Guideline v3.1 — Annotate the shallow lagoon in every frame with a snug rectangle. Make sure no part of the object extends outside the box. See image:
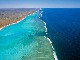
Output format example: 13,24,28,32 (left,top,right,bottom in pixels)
0,10,54,60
